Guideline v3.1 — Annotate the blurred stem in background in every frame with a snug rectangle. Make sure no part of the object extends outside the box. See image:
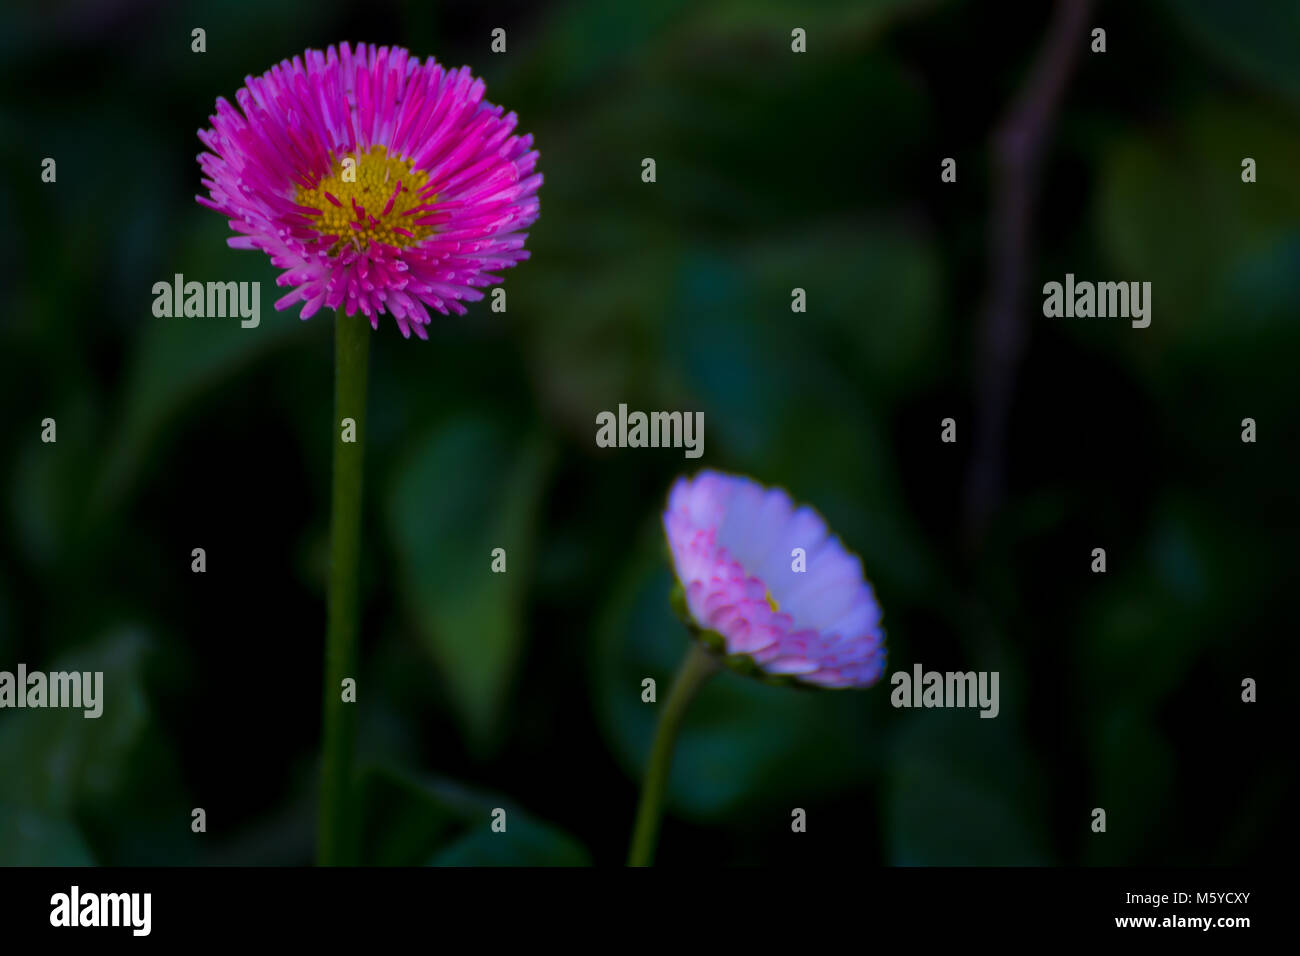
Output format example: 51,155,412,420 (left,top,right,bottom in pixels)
319,309,371,866
627,641,722,866
964,0,1092,548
